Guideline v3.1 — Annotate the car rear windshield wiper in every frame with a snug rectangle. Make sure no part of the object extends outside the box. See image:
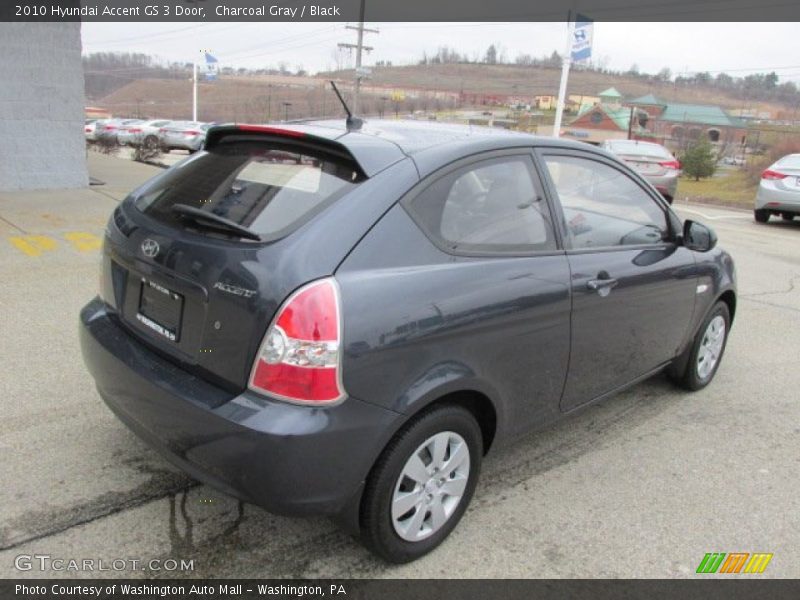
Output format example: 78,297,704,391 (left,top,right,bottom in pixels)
171,203,262,241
